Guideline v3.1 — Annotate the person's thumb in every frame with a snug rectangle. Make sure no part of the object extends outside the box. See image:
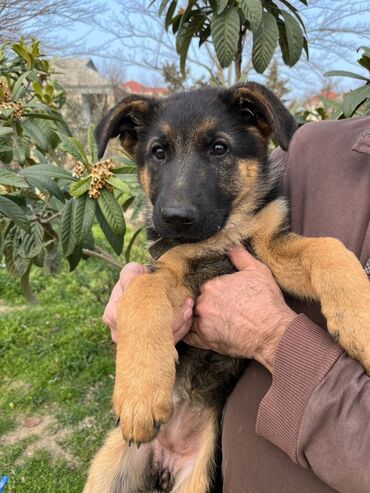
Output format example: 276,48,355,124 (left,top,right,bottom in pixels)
227,245,260,271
